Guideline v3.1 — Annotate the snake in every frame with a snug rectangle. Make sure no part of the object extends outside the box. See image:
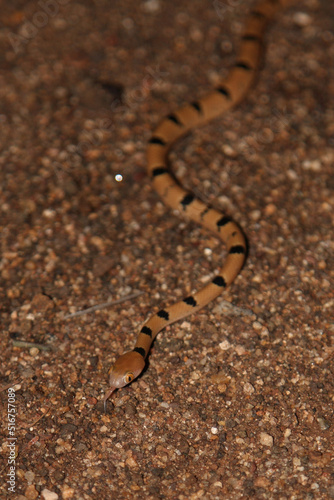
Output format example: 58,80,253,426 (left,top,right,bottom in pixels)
104,0,292,405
